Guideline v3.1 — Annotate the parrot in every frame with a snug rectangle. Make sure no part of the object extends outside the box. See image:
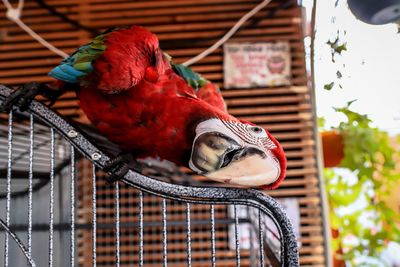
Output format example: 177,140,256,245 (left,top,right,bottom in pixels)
2,25,287,189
